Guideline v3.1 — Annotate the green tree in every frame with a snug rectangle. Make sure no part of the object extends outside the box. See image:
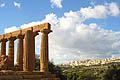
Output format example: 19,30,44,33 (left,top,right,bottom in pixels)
66,71,97,80
102,65,120,80
67,73,72,80
80,71,97,80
